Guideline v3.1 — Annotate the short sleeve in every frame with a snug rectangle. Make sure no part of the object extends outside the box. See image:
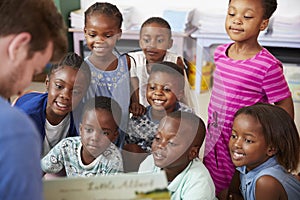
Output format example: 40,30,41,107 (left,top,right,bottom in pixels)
41,140,65,173
262,63,291,103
